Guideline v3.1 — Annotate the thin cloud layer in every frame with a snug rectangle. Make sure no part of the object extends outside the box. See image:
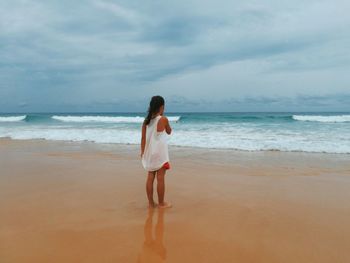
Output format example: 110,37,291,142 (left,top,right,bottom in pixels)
0,0,350,111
